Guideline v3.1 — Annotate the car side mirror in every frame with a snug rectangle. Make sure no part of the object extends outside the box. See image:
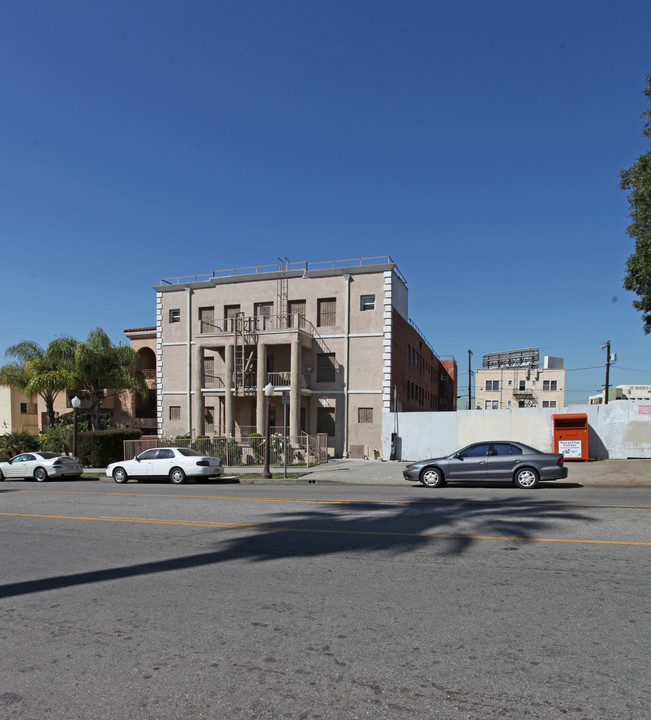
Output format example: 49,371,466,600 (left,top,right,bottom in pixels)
454,453,461,460
135,457,141,462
